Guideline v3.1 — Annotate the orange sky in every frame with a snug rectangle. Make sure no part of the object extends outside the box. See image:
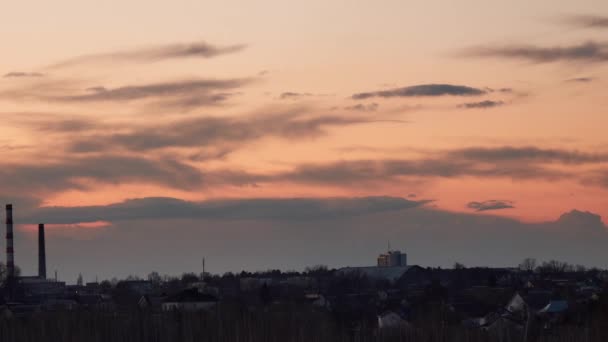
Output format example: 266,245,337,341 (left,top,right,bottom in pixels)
1,0,608,225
